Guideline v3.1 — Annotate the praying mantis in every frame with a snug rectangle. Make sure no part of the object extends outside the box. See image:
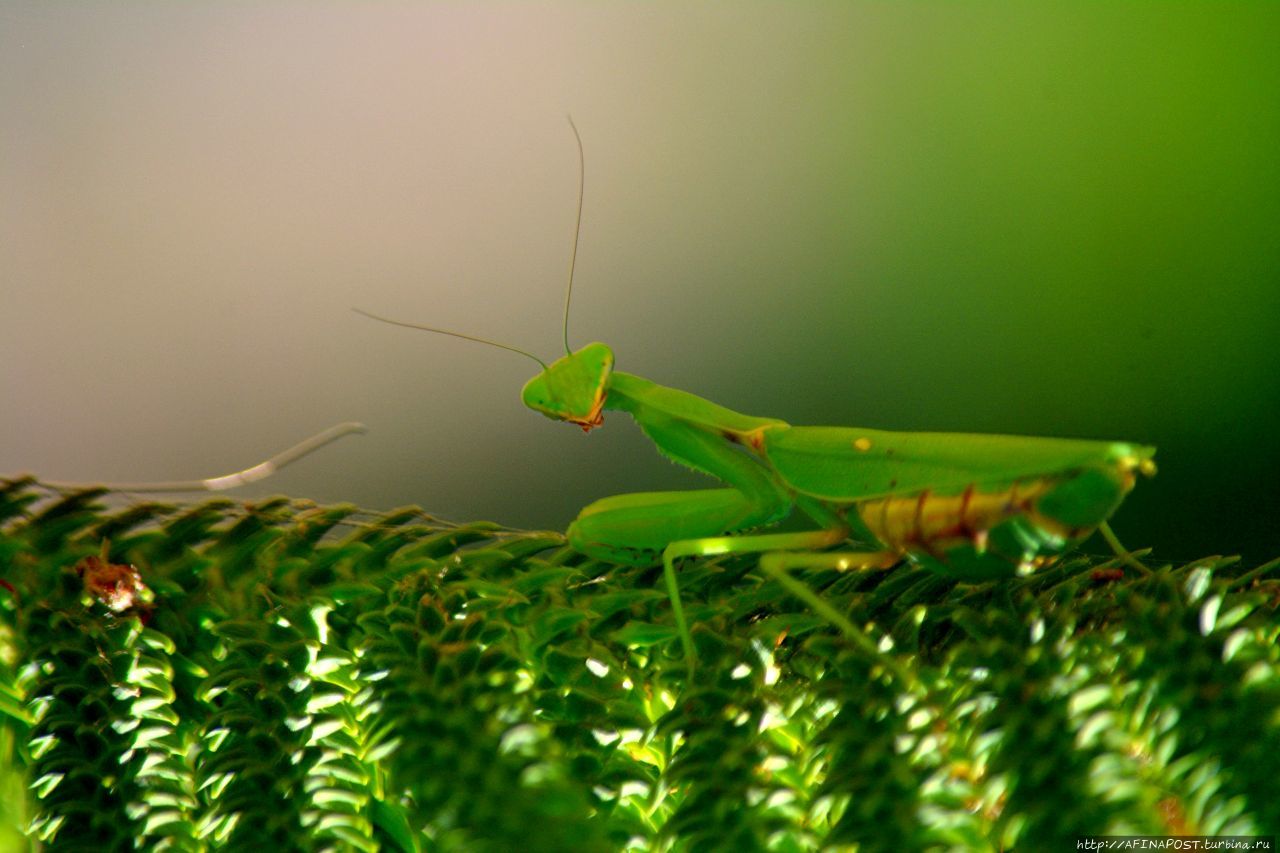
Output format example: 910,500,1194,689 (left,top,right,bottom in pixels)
355,120,1157,670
